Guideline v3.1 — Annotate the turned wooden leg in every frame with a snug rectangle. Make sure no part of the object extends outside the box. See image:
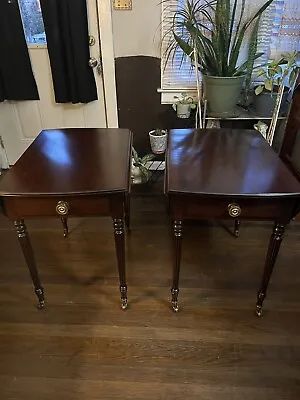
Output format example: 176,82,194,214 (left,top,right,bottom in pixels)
113,218,128,310
124,195,131,233
61,217,69,238
171,220,183,312
256,223,285,317
234,220,241,237
14,220,45,309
